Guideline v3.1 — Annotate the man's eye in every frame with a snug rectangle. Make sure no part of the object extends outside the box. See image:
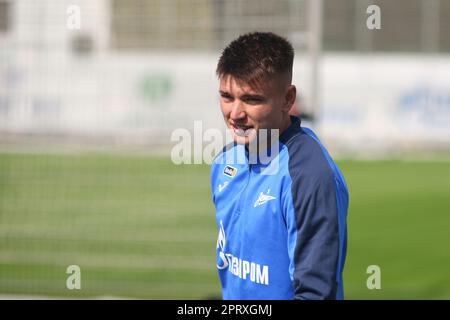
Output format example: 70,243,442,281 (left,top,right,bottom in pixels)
245,98,264,105
221,95,233,102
